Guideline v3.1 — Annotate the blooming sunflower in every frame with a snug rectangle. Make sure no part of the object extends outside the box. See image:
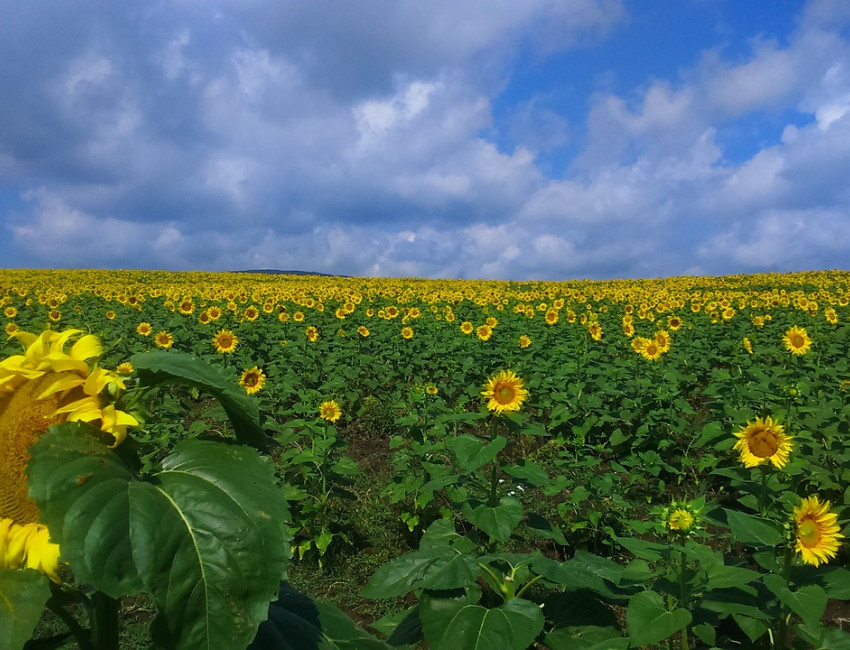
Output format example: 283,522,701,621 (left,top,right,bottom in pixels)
239,366,266,395
476,325,493,341
460,321,473,335
733,416,793,469
482,370,528,415
212,329,239,354
793,496,844,567
319,400,341,423
783,326,812,356
640,340,663,361
1,329,138,582
305,326,319,342
154,331,174,349
519,335,531,349
743,337,753,354
357,325,370,338
425,384,438,396
4,306,17,319
136,322,152,336
401,327,414,340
